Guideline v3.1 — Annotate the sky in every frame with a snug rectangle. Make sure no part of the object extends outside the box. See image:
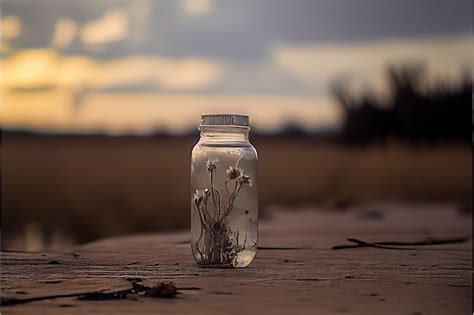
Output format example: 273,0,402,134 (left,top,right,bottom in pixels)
1,0,472,135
